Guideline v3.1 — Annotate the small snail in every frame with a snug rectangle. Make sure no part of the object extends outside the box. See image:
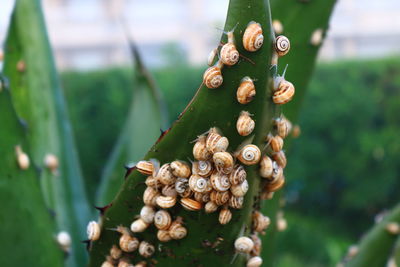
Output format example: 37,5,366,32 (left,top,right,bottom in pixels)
169,220,187,240
189,174,211,193
259,155,273,178
237,111,255,136
243,21,264,52
219,207,232,225
247,256,263,267
140,205,155,224
210,171,231,192
207,48,218,66
267,134,284,152
203,60,224,89
220,24,240,66
272,19,284,34
213,152,234,174
156,195,177,209
193,136,212,161
229,195,244,209
170,160,191,178
138,241,155,258
264,174,285,192
157,229,172,242
385,222,400,235
101,257,115,267
276,213,288,232
130,218,149,233
210,190,230,206
236,144,261,165
44,153,59,173
161,184,178,197
110,245,122,260
272,150,287,168
229,165,247,185
87,221,101,241
250,234,262,256
237,77,256,104
143,186,160,206
253,211,271,233
310,28,324,46
136,160,155,176
273,66,295,105
145,176,160,189
274,116,292,138
230,180,249,197
180,198,202,211
275,35,290,57
56,231,71,252
154,210,172,230
270,162,283,182
206,128,229,153
234,236,254,253
117,226,139,252
15,145,30,170
194,192,211,203
192,160,213,177
205,201,219,213
134,261,147,267
292,124,301,138
156,163,176,185
118,258,133,267
175,177,189,195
